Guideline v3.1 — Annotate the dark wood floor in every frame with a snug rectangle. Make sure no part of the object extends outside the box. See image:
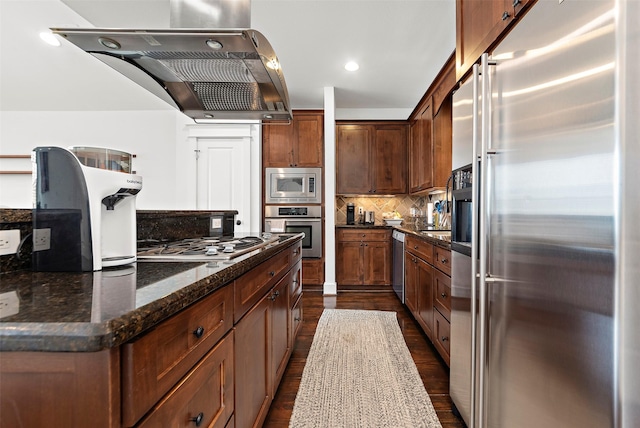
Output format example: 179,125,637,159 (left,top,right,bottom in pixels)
263,289,467,428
